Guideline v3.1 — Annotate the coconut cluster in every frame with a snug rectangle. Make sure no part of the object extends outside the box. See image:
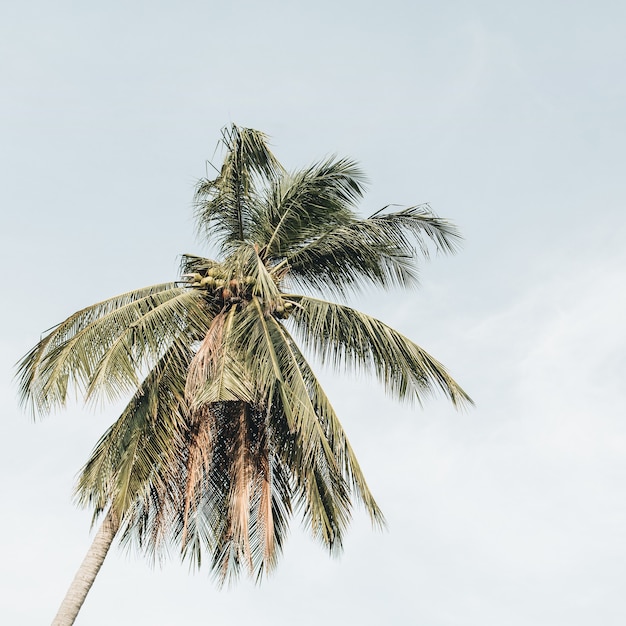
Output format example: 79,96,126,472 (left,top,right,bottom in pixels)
183,267,293,319
184,268,253,301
